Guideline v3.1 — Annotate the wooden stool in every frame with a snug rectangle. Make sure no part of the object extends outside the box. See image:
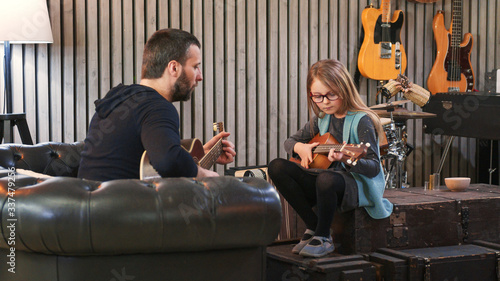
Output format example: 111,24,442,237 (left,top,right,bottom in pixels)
0,113,33,144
